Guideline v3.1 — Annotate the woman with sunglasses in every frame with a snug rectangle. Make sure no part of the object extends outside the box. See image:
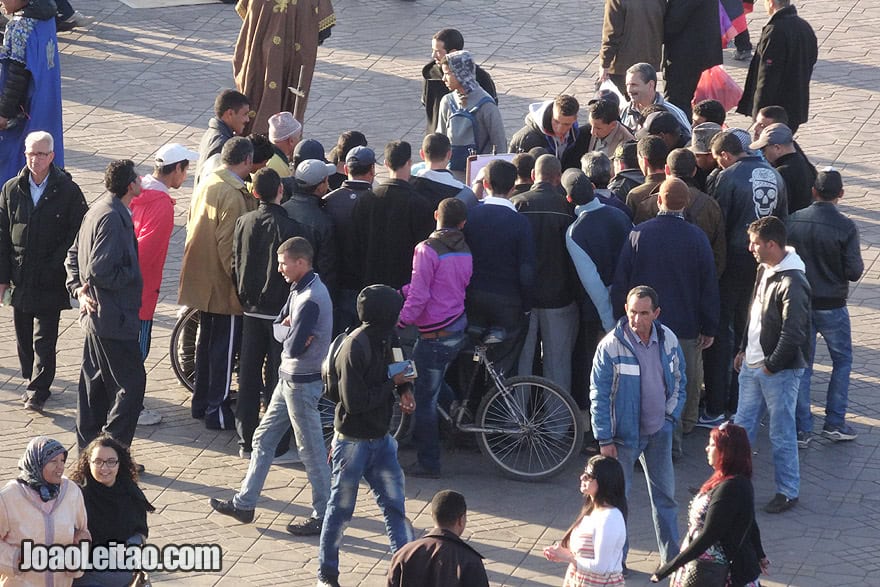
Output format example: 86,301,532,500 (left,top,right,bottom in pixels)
543,455,627,586
70,435,155,586
650,423,769,586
